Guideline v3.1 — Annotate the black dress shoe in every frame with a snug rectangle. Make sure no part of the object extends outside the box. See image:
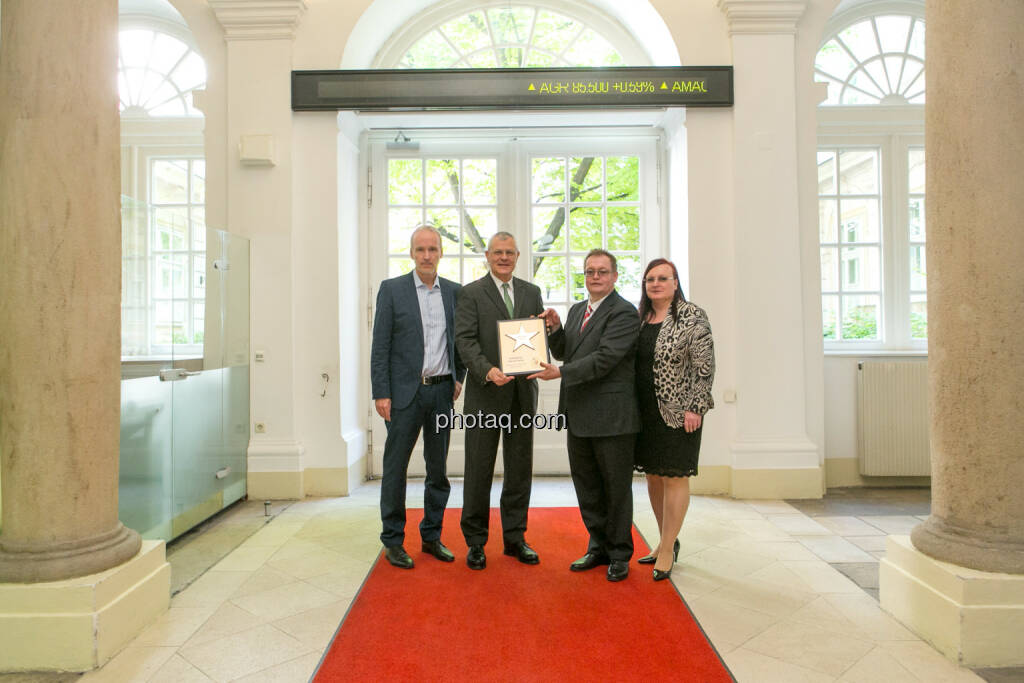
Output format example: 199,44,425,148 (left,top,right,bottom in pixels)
638,538,680,565
466,545,486,570
653,568,673,581
607,560,629,582
421,540,455,562
503,541,540,565
570,552,610,572
384,545,414,569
